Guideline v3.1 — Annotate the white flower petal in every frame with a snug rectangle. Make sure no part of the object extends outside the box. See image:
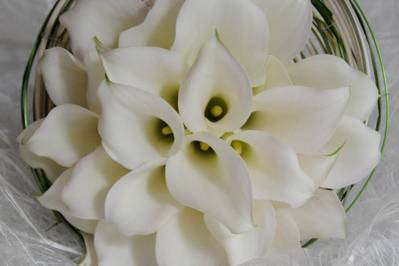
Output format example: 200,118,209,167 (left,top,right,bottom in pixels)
156,208,227,266
172,0,269,86
178,36,252,135
101,47,186,106
61,147,128,220
81,233,98,266
251,86,350,154
227,131,315,207
166,132,254,233
321,116,381,189
105,165,181,236
298,153,338,187
38,169,97,233
26,104,100,167
254,55,293,95
204,201,276,265
288,55,379,120
94,221,157,266
84,45,105,113
39,47,87,107
60,0,149,59
252,0,313,61
98,82,185,169
119,0,184,49
17,120,65,182
281,189,346,240
269,210,301,254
